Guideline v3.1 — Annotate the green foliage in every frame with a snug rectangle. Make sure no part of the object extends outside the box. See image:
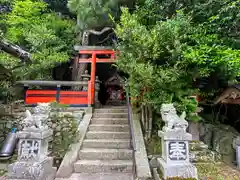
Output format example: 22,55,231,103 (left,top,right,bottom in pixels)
115,8,199,118
1,0,75,78
146,135,162,155
68,0,119,30
115,3,240,119
0,0,75,101
67,0,135,32
43,0,71,15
